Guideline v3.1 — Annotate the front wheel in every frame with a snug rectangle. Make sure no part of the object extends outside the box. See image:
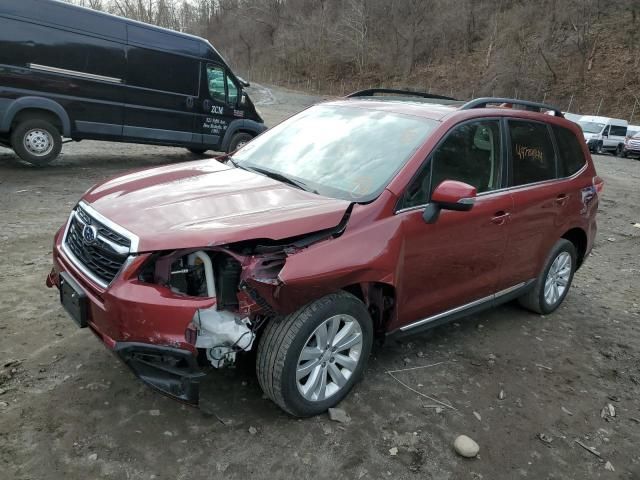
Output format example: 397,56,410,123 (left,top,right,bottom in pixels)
227,132,253,152
256,292,373,417
596,142,604,155
10,119,62,166
518,239,577,314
